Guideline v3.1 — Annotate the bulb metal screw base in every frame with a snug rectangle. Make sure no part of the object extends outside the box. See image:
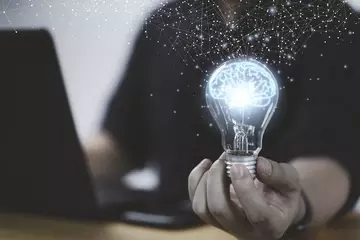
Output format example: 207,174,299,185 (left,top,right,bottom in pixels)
225,154,257,179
